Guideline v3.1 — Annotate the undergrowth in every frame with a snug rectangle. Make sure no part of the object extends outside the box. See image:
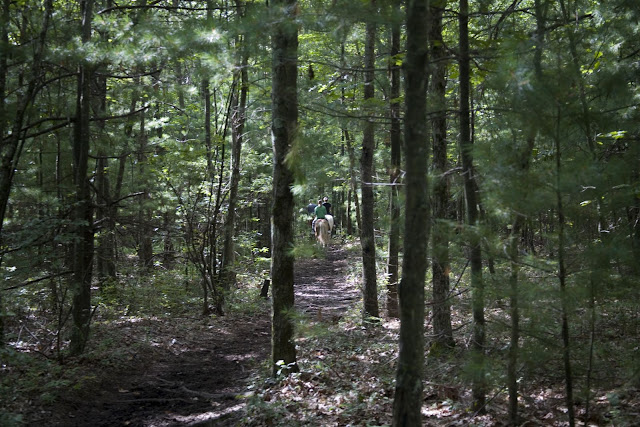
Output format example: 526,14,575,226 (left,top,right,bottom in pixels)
242,311,399,427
